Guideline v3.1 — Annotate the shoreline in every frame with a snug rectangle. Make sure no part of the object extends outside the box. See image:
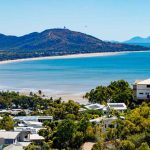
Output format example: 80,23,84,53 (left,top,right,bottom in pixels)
0,50,150,104
0,50,150,64
0,50,150,65
0,88,88,104
0,51,127,64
